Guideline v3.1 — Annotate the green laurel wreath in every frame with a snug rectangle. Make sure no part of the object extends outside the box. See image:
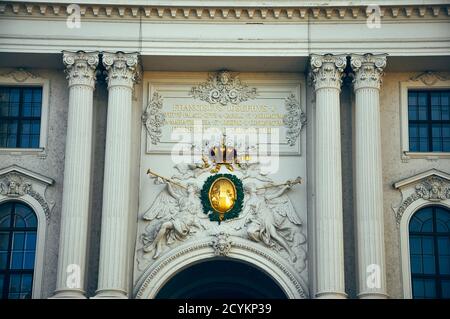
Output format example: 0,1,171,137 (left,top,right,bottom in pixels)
200,173,244,223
